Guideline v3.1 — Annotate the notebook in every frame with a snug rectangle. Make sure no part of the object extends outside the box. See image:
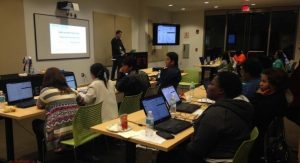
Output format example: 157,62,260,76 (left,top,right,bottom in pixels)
142,96,192,134
161,85,200,113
